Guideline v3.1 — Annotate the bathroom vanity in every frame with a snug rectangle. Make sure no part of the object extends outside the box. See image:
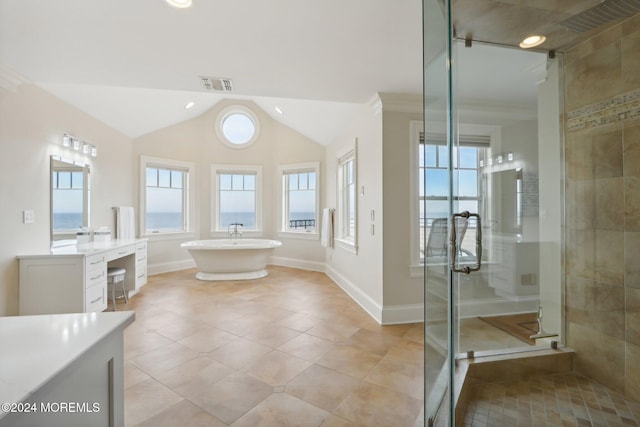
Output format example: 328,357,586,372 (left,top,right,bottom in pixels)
0,311,134,427
17,239,147,315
